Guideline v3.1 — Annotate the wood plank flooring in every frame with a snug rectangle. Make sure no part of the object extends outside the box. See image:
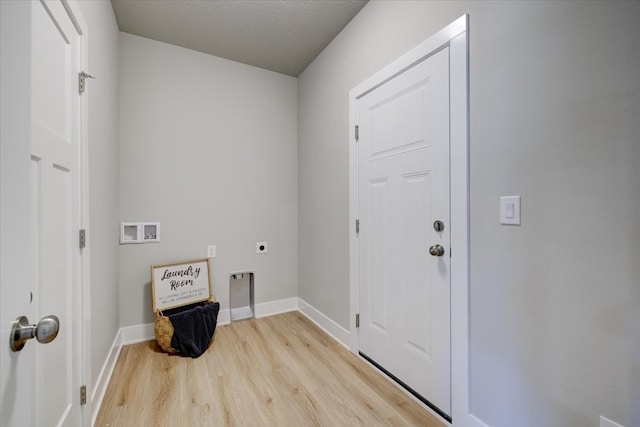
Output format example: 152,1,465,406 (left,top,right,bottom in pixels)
95,311,446,426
